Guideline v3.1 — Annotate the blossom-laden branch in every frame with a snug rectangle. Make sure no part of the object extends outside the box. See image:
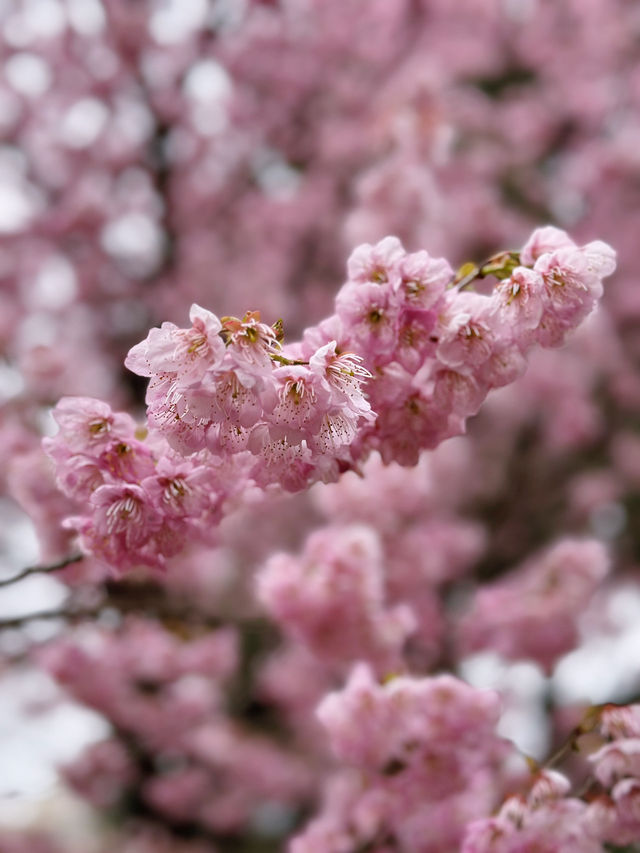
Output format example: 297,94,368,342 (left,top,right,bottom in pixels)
463,704,640,851
42,227,615,576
